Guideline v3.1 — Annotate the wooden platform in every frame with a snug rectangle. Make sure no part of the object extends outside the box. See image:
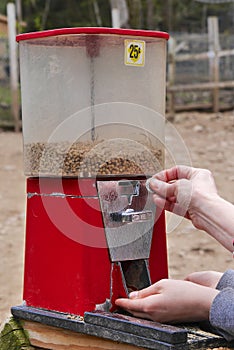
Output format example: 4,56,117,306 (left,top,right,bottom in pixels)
1,306,234,350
